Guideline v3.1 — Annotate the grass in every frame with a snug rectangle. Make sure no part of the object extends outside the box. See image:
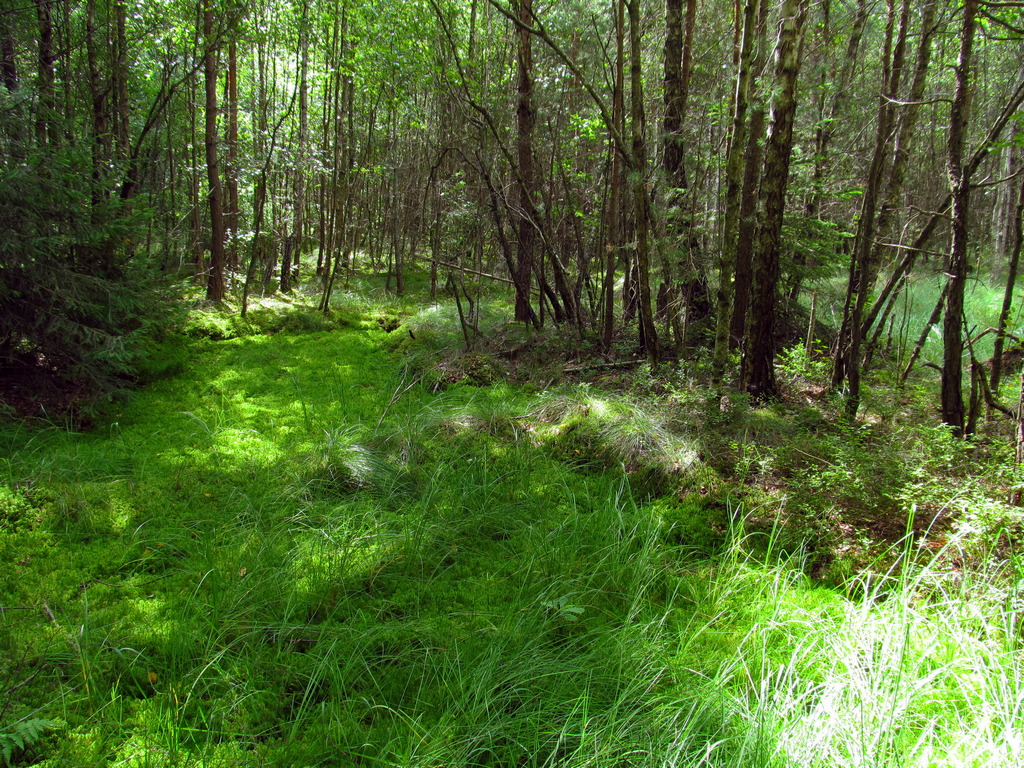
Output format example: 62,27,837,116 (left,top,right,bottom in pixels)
1,286,1022,766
